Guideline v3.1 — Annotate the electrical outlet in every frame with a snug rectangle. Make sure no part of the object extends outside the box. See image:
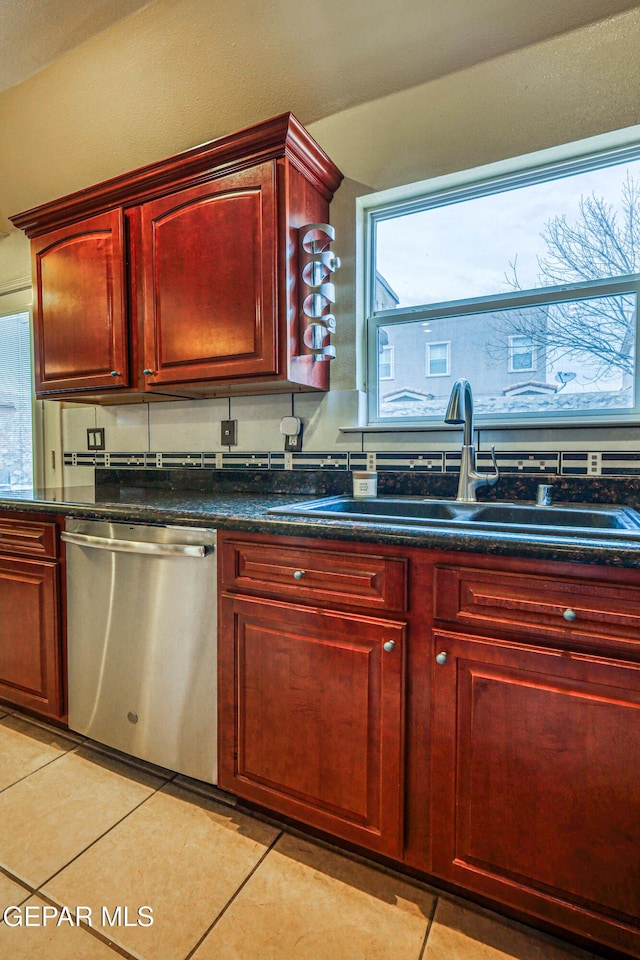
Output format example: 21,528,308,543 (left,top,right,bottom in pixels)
86,427,105,451
221,420,237,446
284,425,303,452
